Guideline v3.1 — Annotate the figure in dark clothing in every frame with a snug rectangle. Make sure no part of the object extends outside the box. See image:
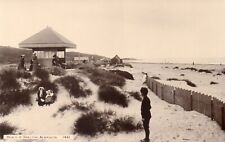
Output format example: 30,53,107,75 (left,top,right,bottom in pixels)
52,54,61,67
36,87,47,106
141,87,151,142
29,59,33,71
18,55,26,70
